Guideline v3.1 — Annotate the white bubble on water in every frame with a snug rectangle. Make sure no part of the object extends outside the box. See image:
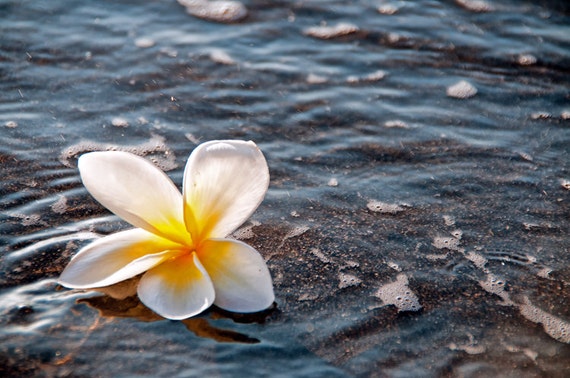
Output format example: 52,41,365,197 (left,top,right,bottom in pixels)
465,251,488,270
517,54,537,66
347,70,386,84
530,112,551,120
286,226,310,239
137,116,149,125
387,261,402,272
448,334,486,354
209,49,235,65
503,343,538,362
443,215,456,226
177,0,248,23
304,22,359,40
519,297,570,344
536,267,553,279
367,200,404,214
479,273,512,305
51,196,68,214
306,73,328,84
446,80,478,99
377,4,399,15
159,47,178,58
59,134,177,171
11,213,46,227
374,274,422,312
432,236,461,251
517,151,533,162
111,117,129,128
327,178,338,187
386,32,402,44
384,120,409,128
346,75,360,84
364,70,387,81
4,120,18,128
298,292,319,302
451,229,463,240
184,133,201,144
232,222,259,240
338,272,362,289
560,179,570,190
455,0,493,12
426,253,449,261
134,37,155,48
